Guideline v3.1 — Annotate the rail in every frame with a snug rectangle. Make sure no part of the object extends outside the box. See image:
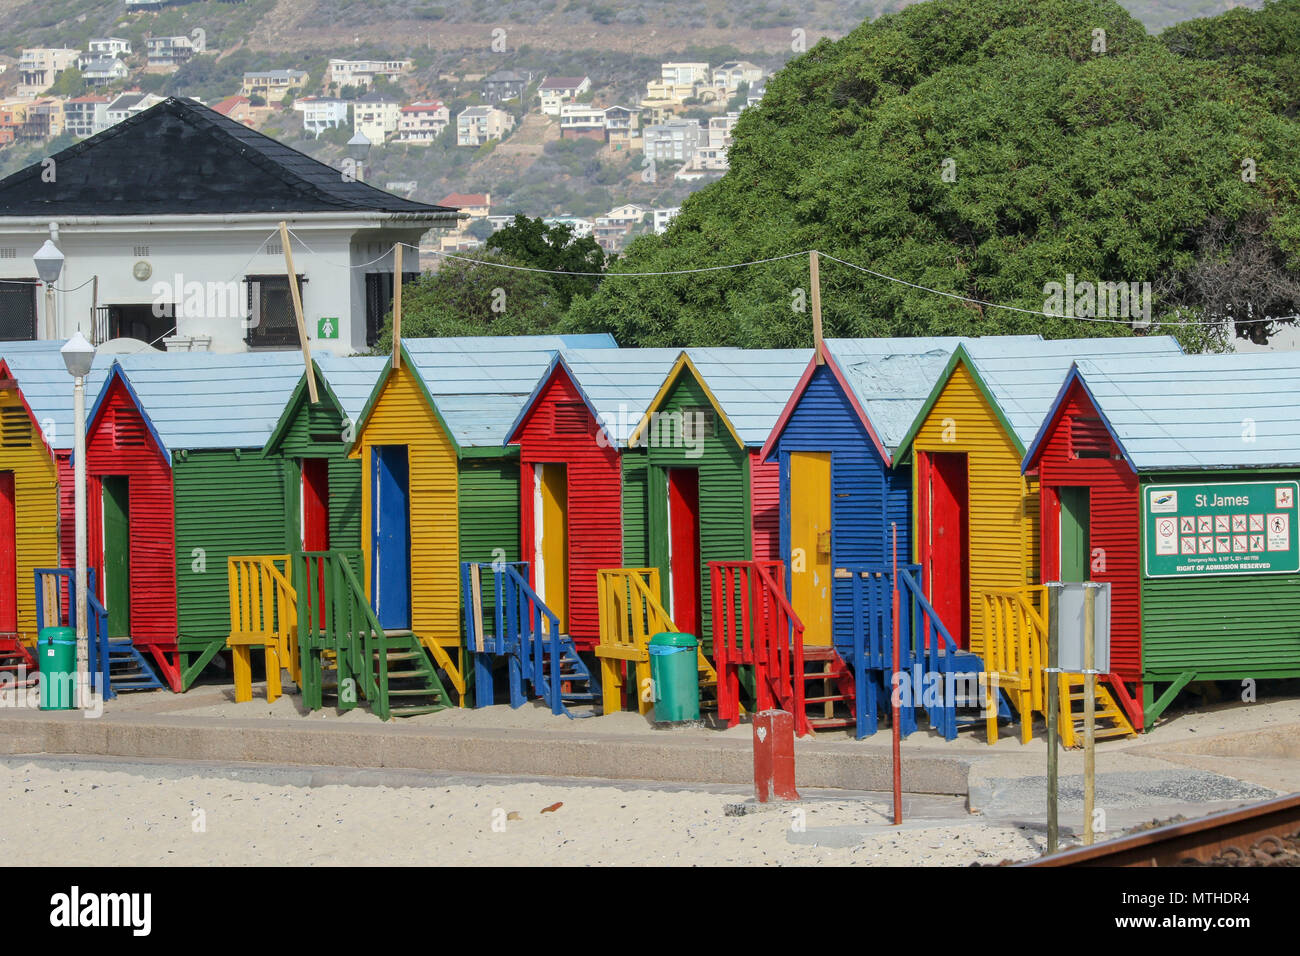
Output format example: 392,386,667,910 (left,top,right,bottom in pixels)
33,567,112,700
226,554,298,703
977,585,1048,744
297,550,389,719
